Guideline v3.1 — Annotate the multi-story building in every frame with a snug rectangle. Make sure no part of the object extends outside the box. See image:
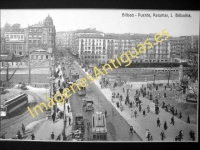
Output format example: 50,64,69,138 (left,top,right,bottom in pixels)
3,28,27,56
56,31,75,51
27,15,56,51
